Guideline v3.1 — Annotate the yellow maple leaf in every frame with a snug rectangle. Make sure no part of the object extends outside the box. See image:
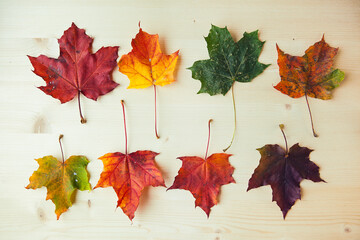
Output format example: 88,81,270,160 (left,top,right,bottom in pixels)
118,27,179,138
118,28,179,89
